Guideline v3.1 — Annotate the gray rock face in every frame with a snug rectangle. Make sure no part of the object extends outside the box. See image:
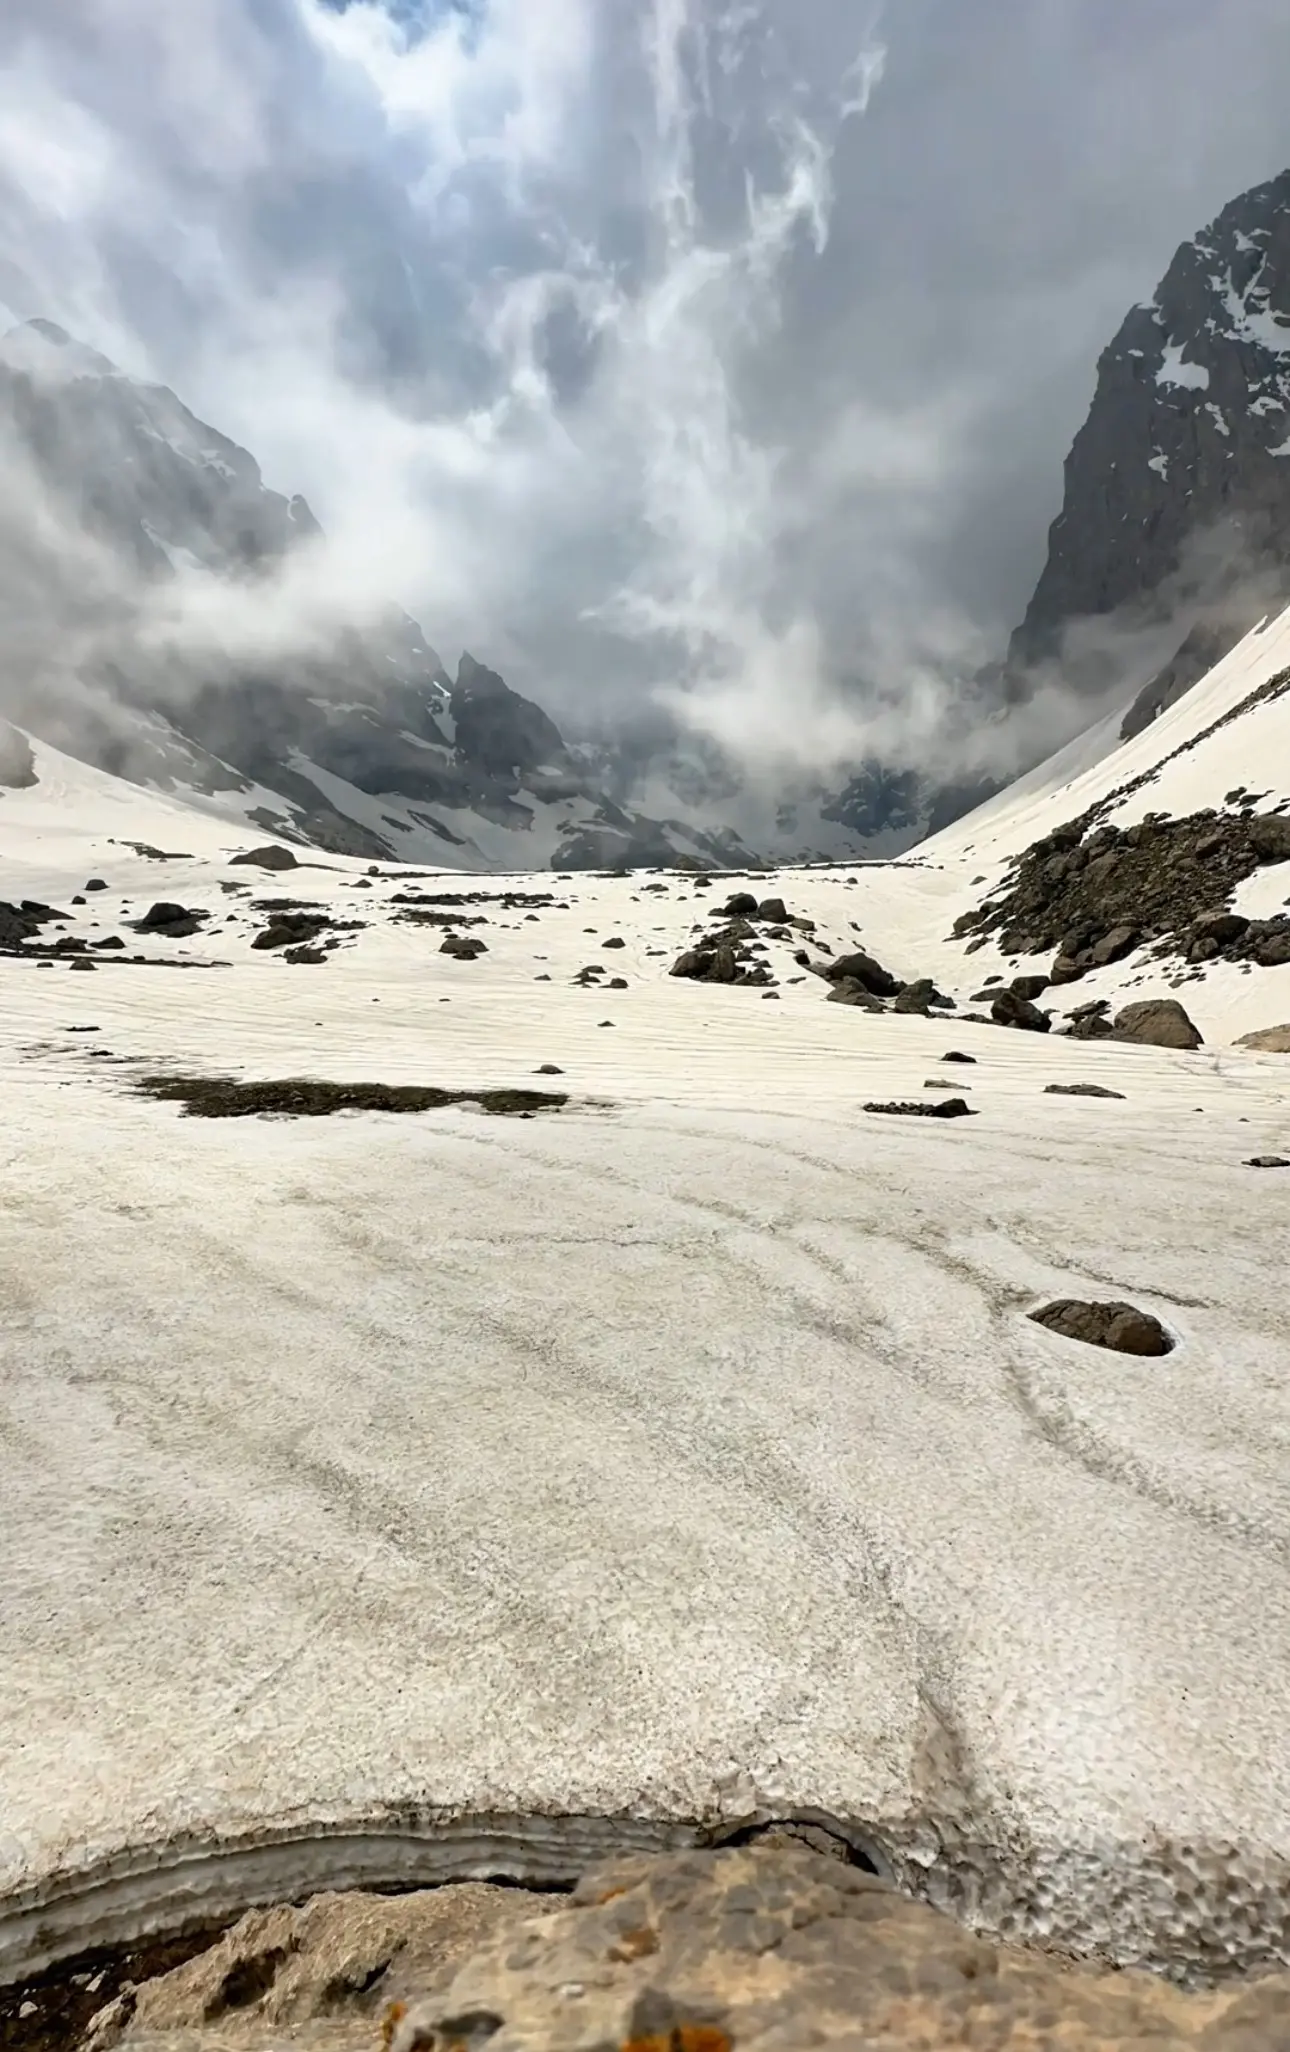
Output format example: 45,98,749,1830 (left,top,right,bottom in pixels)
1004,169,1290,733
1112,998,1204,1049
449,655,565,778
